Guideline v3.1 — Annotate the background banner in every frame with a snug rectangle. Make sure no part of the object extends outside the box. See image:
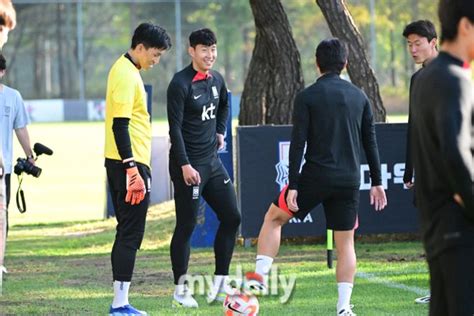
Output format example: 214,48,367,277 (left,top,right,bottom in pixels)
237,124,418,238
